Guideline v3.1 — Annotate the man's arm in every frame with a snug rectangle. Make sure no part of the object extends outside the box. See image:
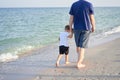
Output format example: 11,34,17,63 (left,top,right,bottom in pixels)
69,15,74,33
68,15,74,38
90,14,95,32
